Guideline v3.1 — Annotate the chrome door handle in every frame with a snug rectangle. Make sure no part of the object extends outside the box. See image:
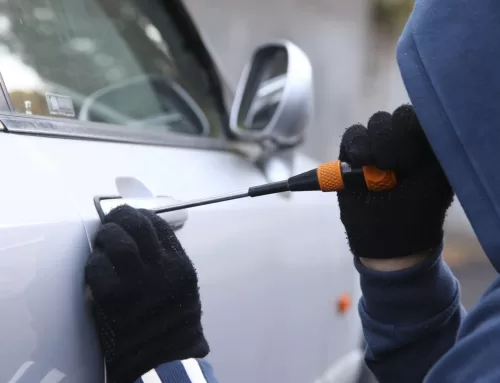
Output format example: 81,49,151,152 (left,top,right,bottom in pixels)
94,195,188,230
